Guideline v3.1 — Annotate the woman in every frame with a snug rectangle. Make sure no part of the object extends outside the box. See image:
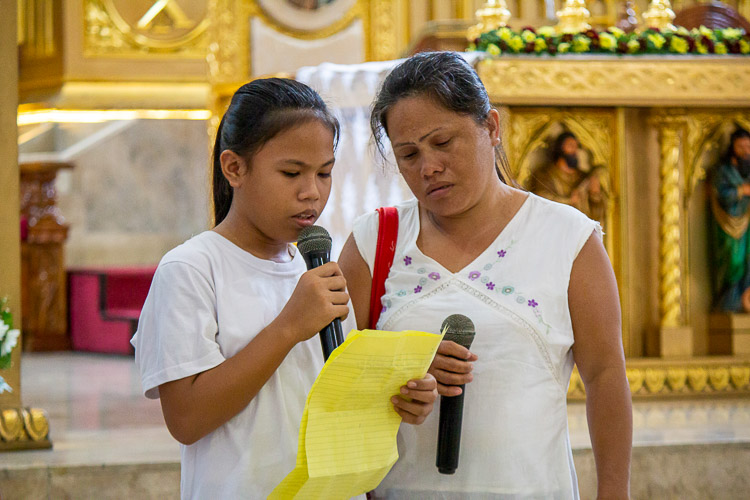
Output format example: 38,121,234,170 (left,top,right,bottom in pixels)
339,52,631,499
